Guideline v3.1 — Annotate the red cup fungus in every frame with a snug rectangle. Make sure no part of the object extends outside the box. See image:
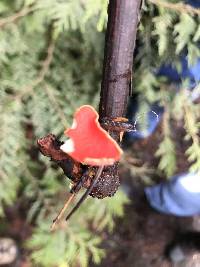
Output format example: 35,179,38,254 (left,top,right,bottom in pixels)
60,105,123,166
